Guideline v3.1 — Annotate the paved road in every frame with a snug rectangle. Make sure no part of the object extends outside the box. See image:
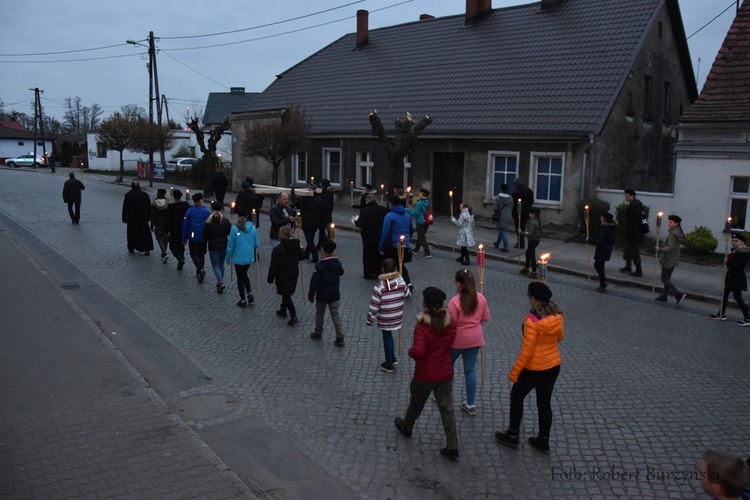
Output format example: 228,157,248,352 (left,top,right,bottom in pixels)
1,167,749,498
